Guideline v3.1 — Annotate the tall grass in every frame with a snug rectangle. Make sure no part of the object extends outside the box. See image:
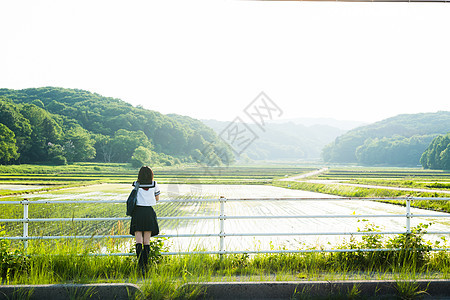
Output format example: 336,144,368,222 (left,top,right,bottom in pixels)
2,222,450,299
